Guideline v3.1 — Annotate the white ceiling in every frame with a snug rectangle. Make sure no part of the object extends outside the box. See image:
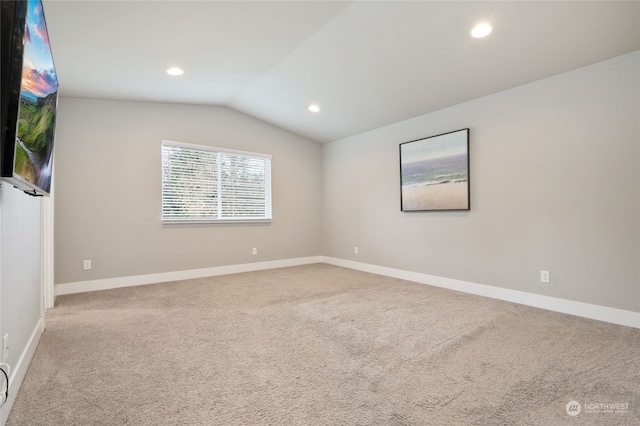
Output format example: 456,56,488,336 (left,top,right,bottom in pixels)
44,1,639,143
